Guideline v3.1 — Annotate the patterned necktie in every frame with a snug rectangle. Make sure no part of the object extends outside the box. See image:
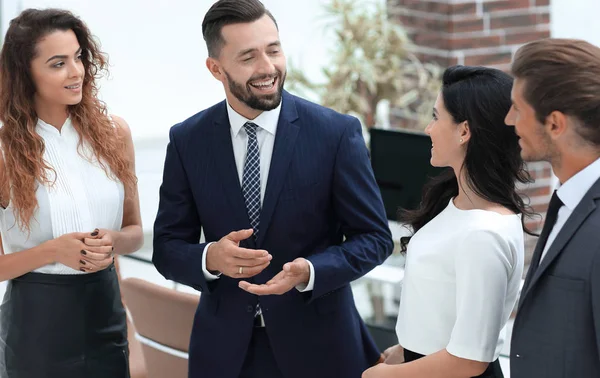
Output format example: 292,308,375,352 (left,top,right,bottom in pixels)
242,122,261,239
